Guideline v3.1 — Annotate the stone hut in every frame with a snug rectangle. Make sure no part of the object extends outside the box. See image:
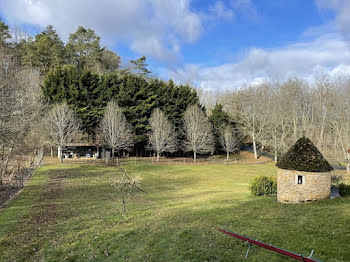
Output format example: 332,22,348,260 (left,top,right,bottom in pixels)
276,137,333,203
